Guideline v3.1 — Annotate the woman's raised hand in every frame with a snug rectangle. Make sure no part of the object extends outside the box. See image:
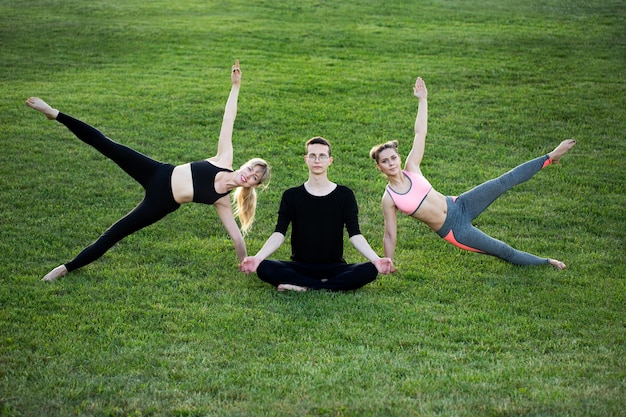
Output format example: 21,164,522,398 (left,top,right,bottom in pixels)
231,59,241,85
413,77,427,99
